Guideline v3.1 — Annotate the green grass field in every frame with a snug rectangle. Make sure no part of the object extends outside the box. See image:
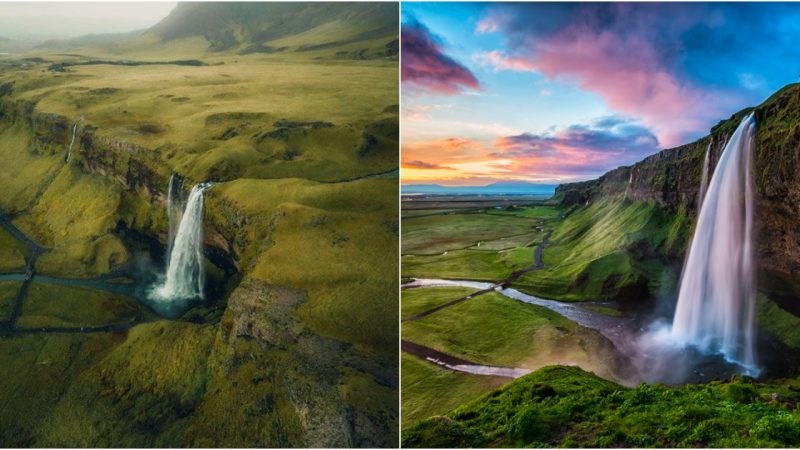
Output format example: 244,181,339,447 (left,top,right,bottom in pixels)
402,290,621,373
16,284,142,328
0,281,20,322
401,354,507,428
401,205,558,281
401,286,476,318
402,212,539,255
0,228,28,272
